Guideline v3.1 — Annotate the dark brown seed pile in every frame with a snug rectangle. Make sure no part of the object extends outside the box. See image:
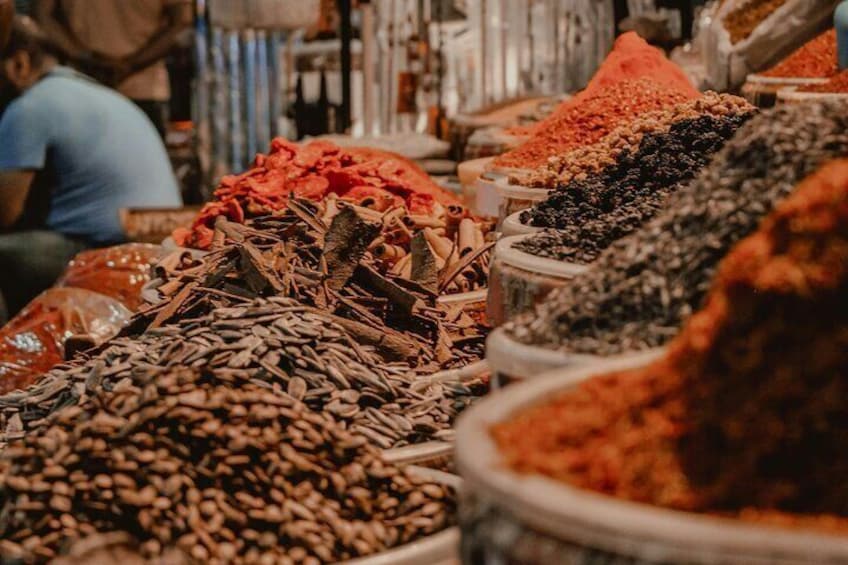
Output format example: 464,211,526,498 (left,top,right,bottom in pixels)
0,297,483,449
506,101,848,355
515,112,754,264
0,366,455,564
